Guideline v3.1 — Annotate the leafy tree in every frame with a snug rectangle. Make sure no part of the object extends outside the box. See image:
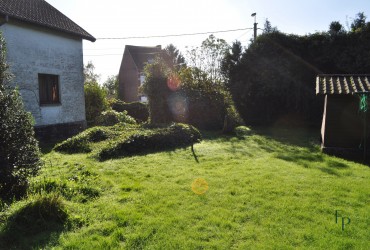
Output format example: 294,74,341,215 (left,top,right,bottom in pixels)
103,75,118,99
329,21,345,36
351,12,366,32
263,19,278,34
84,82,108,126
142,58,172,124
224,13,370,126
186,35,230,84
84,61,100,84
0,34,41,199
163,44,186,70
